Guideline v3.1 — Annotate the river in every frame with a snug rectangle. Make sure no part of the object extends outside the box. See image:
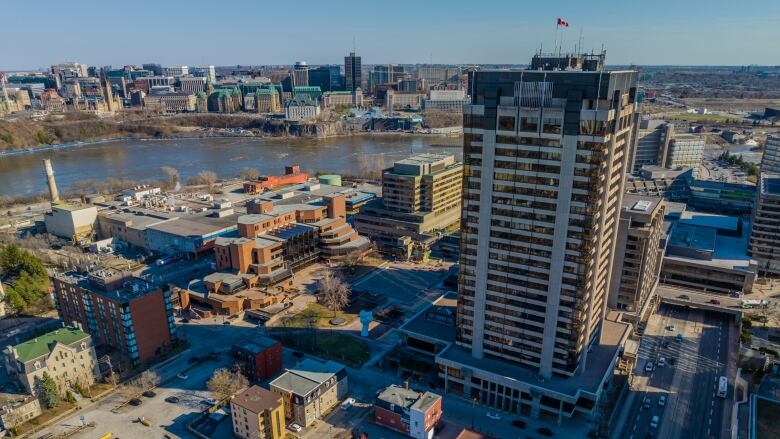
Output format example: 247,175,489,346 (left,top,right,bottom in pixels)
0,135,463,197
